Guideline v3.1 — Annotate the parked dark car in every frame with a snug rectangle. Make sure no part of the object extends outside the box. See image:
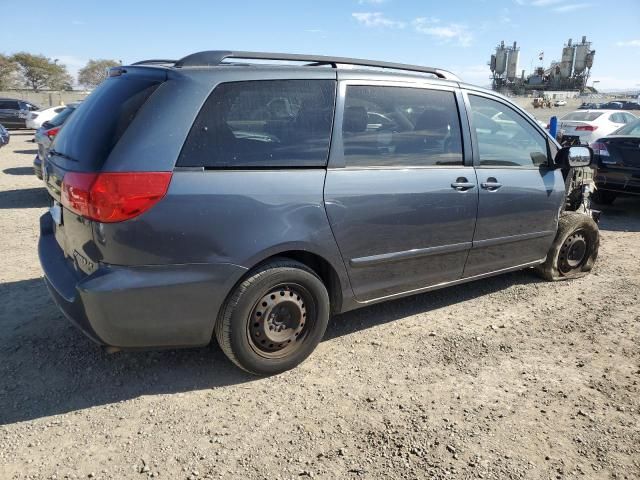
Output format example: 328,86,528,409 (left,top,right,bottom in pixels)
579,102,601,110
33,103,80,179
0,98,40,128
620,101,640,111
592,118,640,204
600,101,624,110
39,51,600,375
0,124,10,148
